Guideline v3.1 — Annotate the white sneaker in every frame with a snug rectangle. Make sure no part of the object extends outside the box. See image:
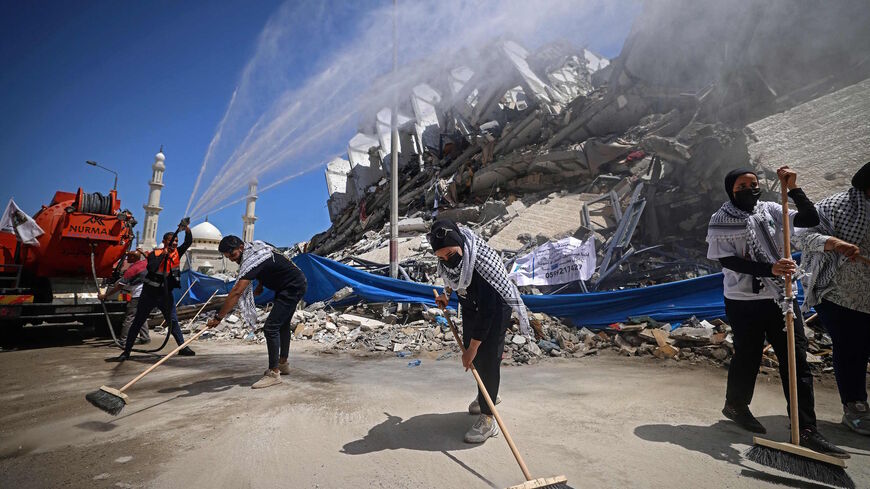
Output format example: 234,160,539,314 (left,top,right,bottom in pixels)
278,361,291,375
252,370,282,389
464,414,499,443
468,395,502,414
